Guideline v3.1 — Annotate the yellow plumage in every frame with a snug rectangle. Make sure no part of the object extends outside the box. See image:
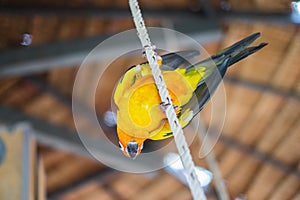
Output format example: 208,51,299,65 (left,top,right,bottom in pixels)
114,63,205,141
113,32,267,158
